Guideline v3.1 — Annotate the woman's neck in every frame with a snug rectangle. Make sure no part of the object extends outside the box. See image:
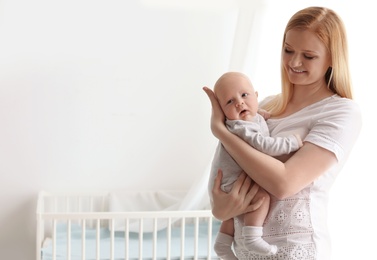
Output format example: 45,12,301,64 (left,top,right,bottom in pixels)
279,83,334,118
